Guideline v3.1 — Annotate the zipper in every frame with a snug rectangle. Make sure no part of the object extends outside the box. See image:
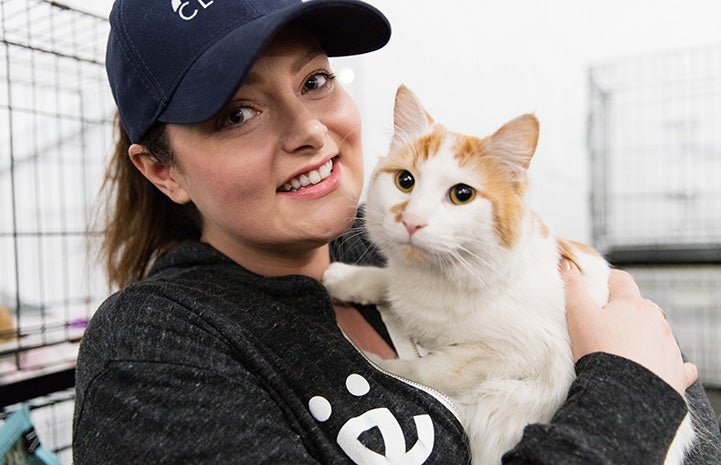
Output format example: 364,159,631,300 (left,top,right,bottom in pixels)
337,325,464,423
